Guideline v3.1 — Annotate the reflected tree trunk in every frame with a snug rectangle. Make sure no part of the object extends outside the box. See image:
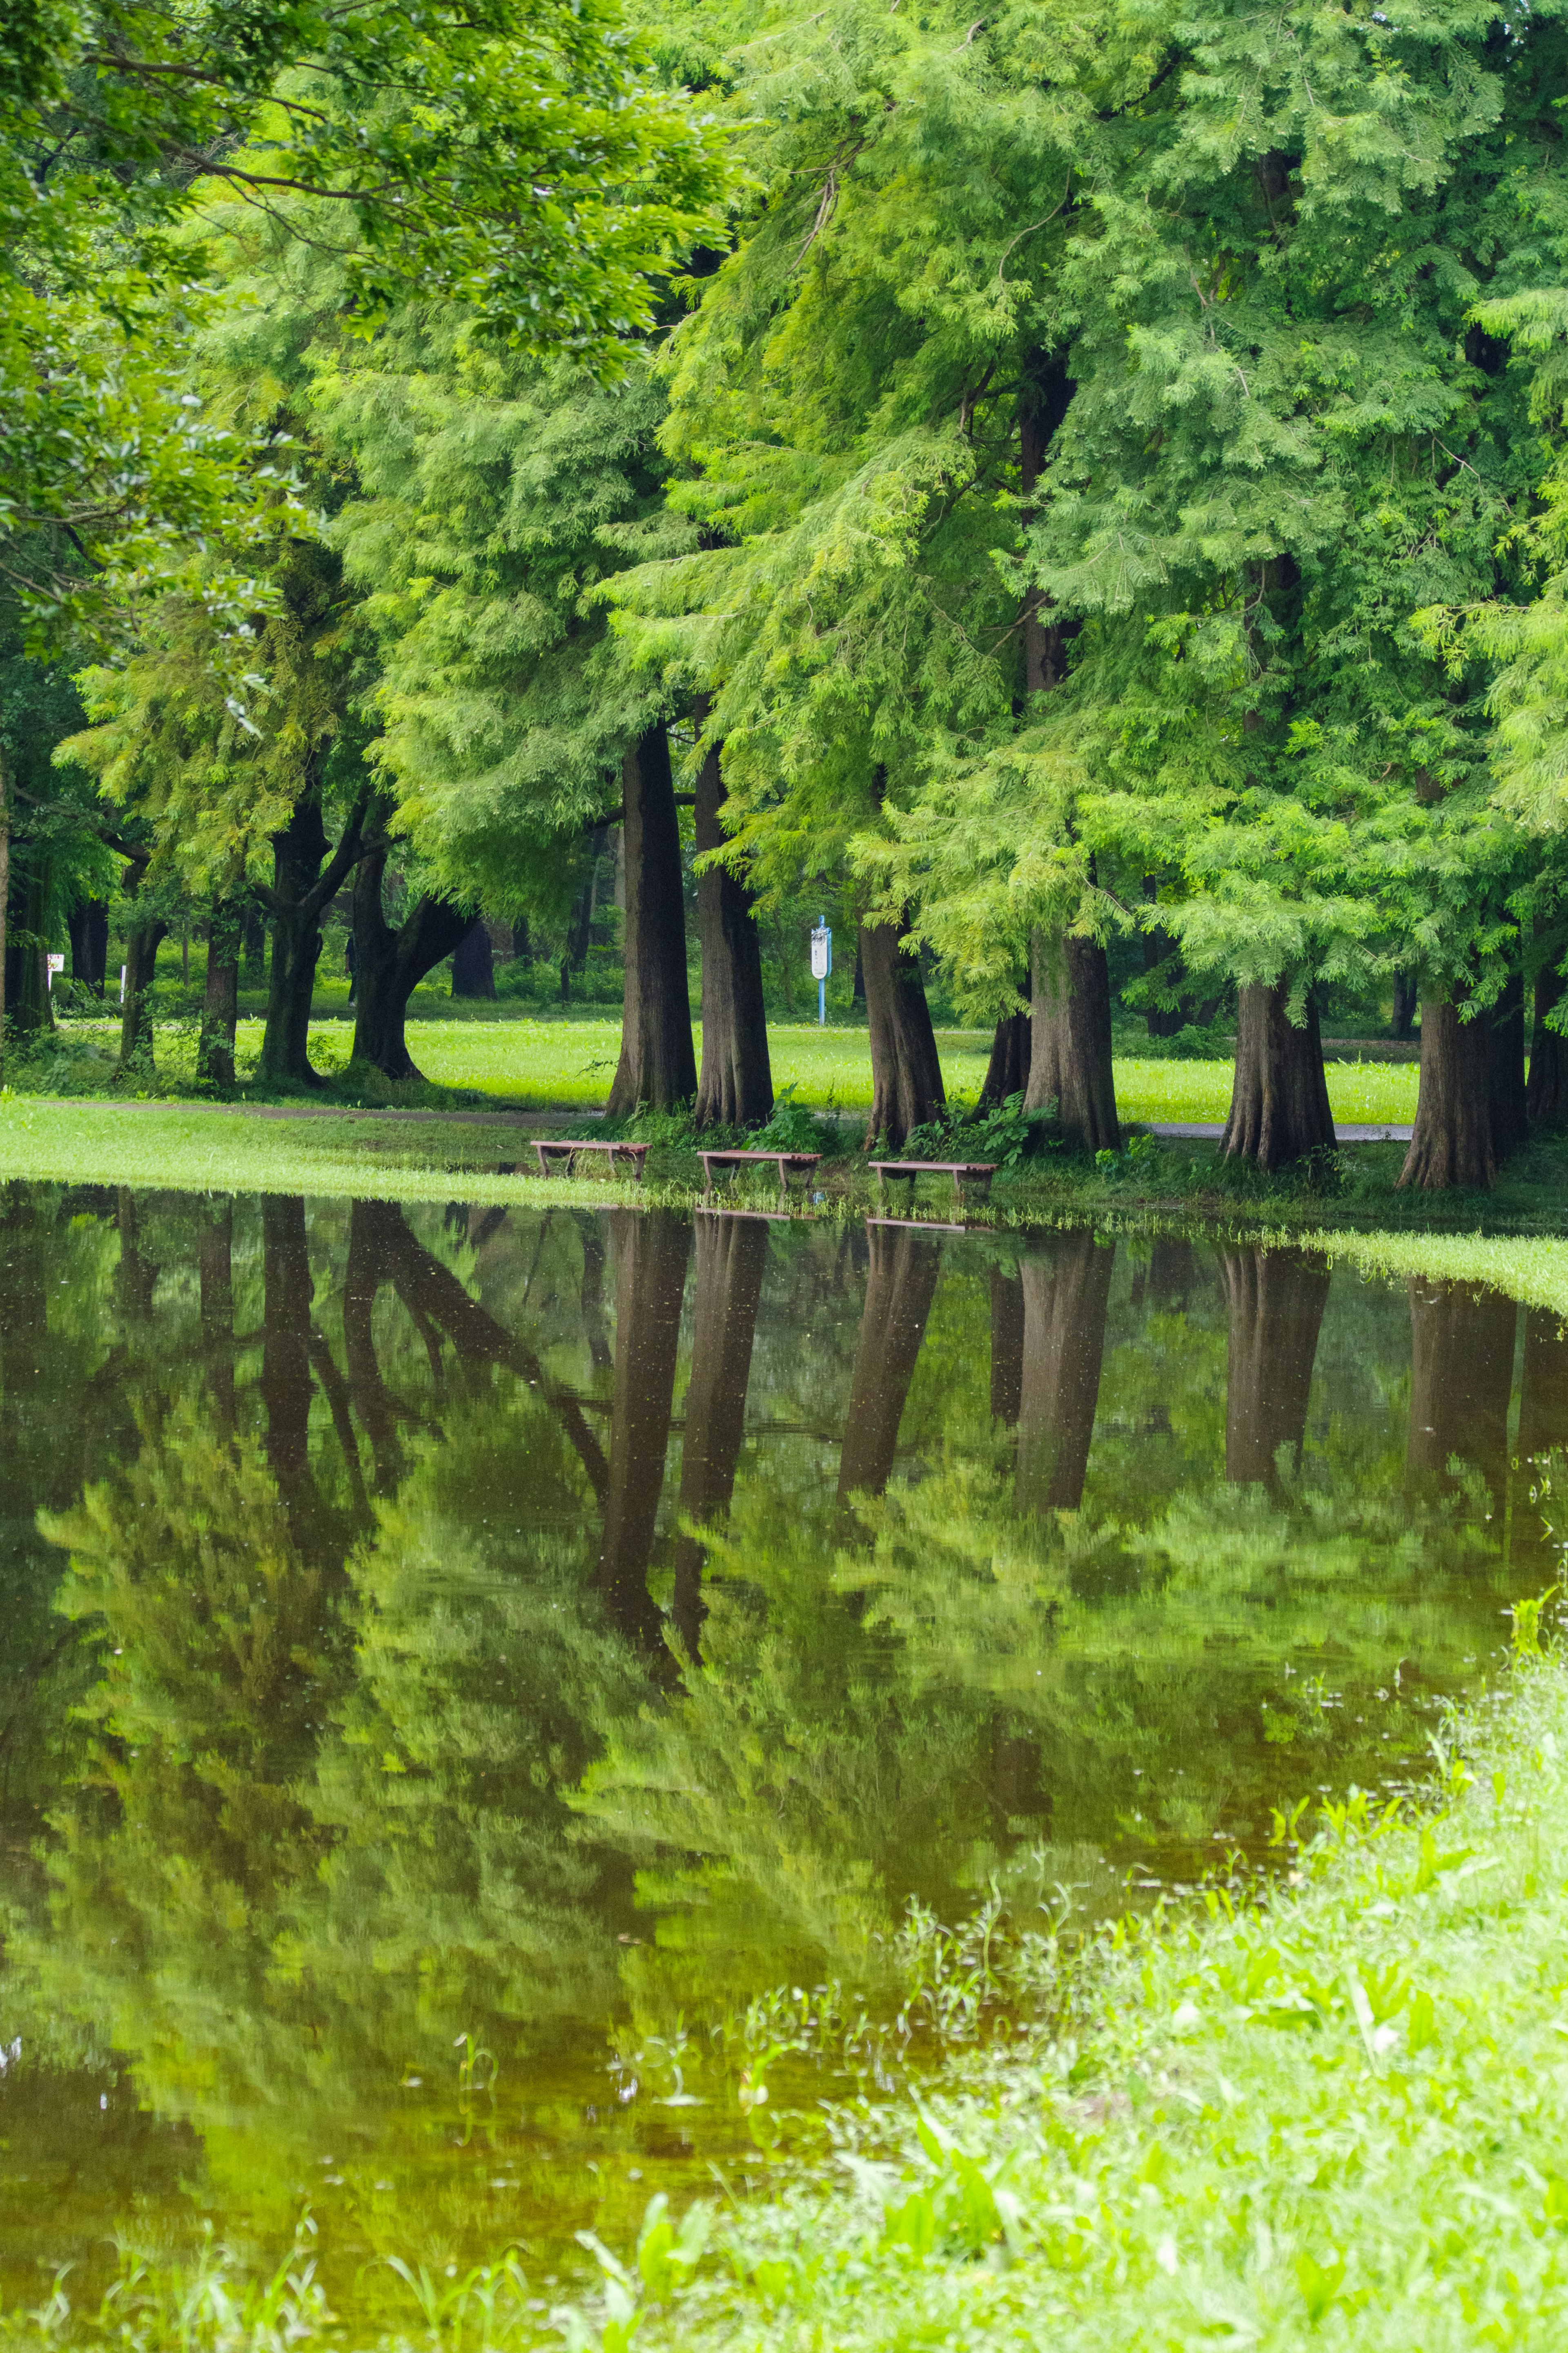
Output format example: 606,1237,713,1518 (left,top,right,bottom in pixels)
672,1212,769,1659
1406,1276,1517,1503
836,1223,942,1516
1217,1246,1330,1486
114,1187,158,1320
989,1265,1025,1426
1149,1236,1196,1308
593,1209,692,1654
198,1200,236,1433
1016,1230,1115,1512
261,1193,315,1516
343,1198,414,1493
